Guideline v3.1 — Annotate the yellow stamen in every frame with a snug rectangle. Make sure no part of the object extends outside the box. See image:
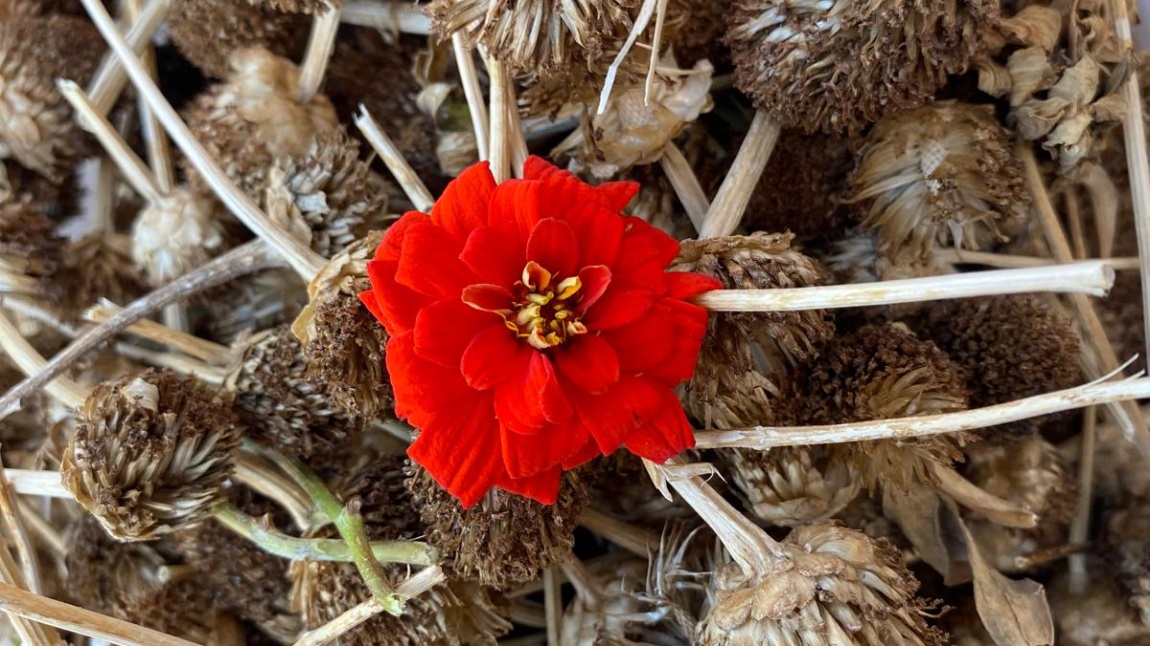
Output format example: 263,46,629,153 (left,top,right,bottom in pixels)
555,276,581,300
